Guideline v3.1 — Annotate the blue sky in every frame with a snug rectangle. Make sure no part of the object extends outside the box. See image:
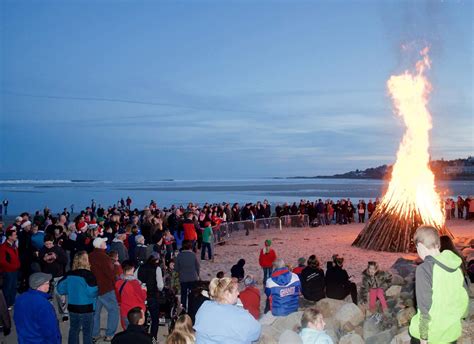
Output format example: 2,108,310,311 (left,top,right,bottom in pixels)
1,0,472,180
